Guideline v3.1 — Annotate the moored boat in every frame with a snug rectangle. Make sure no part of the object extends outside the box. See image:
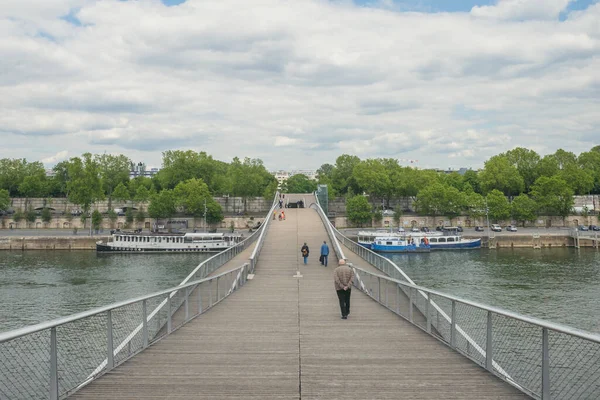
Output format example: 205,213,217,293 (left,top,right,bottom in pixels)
96,231,243,253
370,236,430,253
